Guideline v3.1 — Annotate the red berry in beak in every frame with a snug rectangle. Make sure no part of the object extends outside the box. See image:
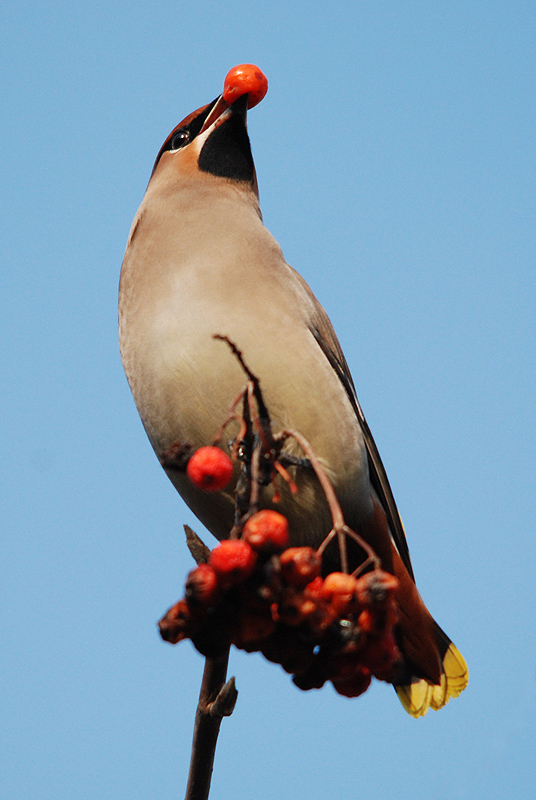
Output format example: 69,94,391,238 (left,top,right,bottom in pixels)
223,64,268,109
